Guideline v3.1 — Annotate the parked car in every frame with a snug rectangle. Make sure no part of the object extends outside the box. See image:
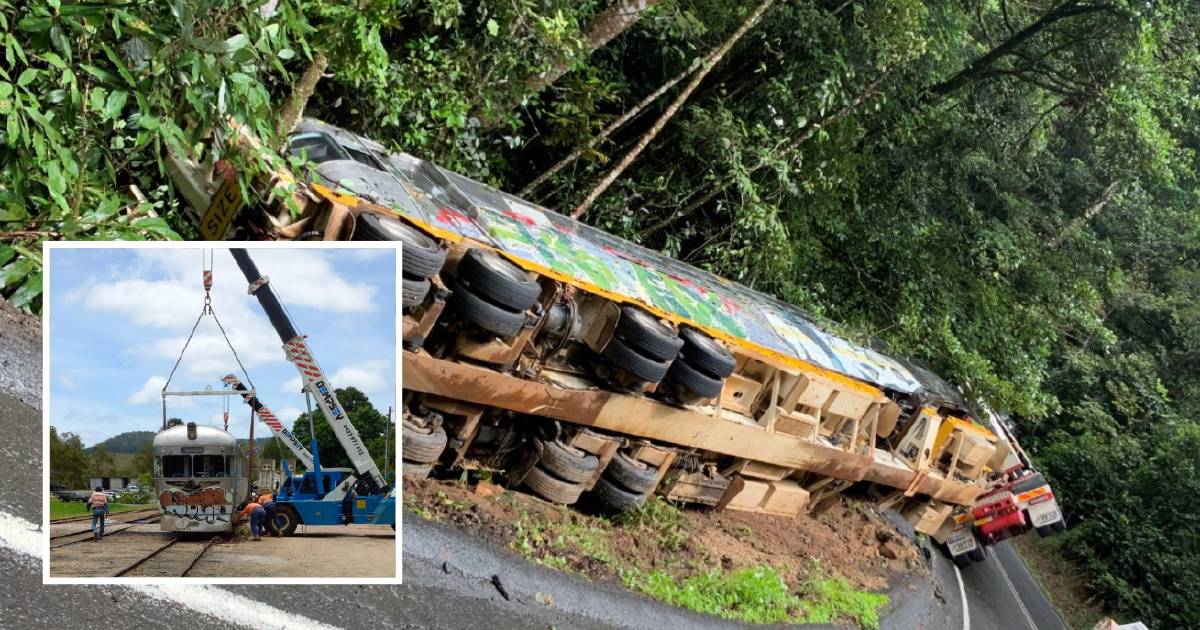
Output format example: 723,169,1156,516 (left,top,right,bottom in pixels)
55,490,92,502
